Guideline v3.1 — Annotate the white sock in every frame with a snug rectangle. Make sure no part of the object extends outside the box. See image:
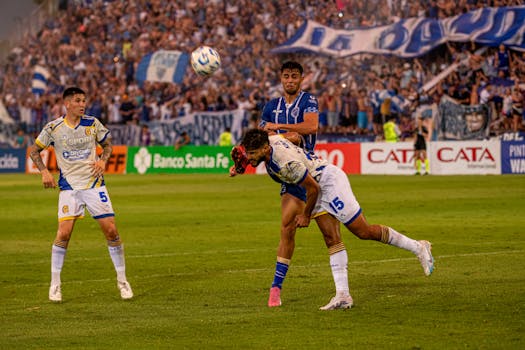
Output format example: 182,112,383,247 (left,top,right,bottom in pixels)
330,250,350,296
108,245,127,282
387,227,420,254
51,245,67,286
